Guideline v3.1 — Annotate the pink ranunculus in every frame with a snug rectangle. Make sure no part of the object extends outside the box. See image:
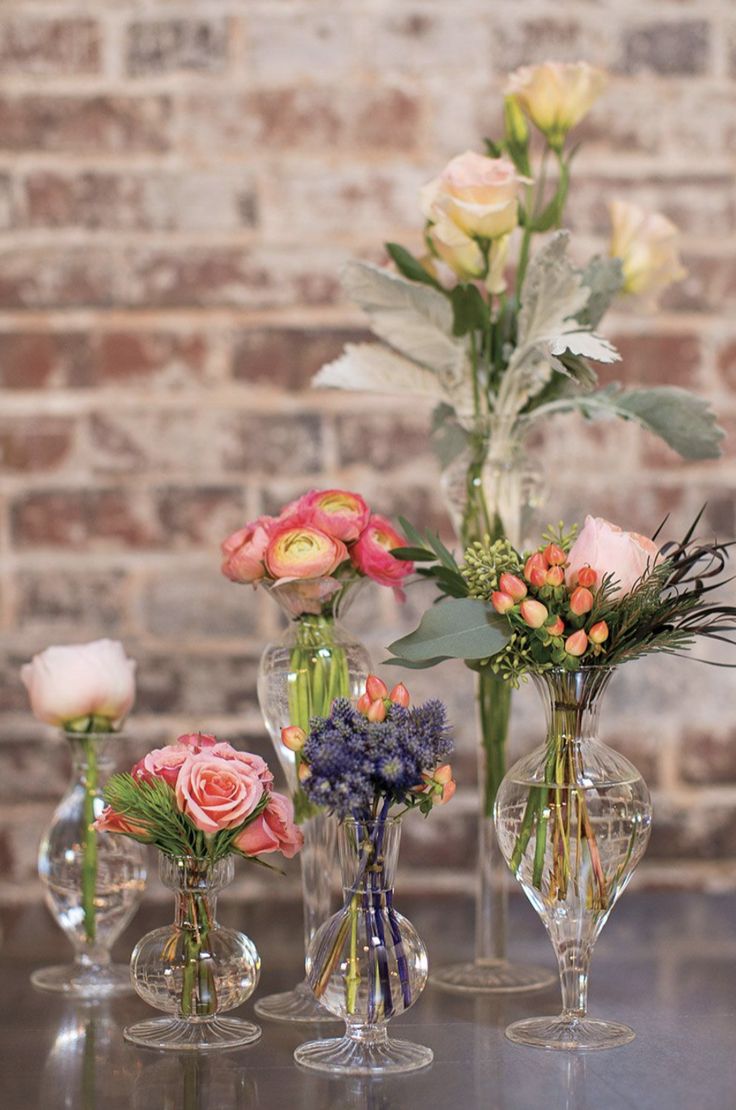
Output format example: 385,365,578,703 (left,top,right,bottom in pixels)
132,745,190,787
286,489,371,543
350,515,414,598
265,524,348,582
566,516,660,599
210,742,274,790
234,792,303,860
176,755,264,835
176,732,219,752
21,639,136,729
94,805,151,839
221,516,276,584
